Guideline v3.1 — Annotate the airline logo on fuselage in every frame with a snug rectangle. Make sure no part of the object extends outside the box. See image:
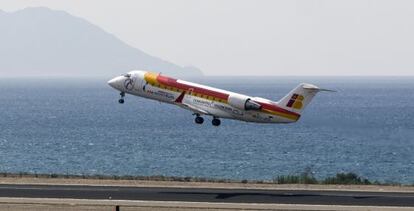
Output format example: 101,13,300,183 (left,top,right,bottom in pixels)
124,78,134,90
146,88,175,100
286,93,304,109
